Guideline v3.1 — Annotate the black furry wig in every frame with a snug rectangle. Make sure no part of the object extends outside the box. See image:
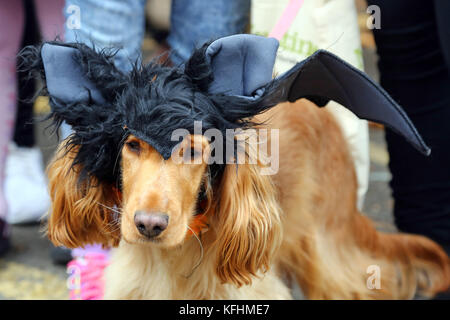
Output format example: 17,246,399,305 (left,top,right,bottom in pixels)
19,34,429,188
